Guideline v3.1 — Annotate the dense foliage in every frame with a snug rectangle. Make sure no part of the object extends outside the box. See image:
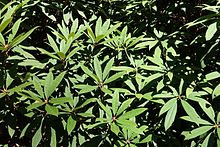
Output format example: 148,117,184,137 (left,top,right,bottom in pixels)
0,0,220,146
